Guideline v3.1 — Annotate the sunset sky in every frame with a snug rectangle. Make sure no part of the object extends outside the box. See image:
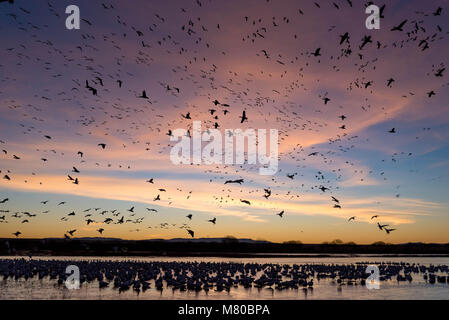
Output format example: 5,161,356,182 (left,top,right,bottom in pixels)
0,0,448,244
